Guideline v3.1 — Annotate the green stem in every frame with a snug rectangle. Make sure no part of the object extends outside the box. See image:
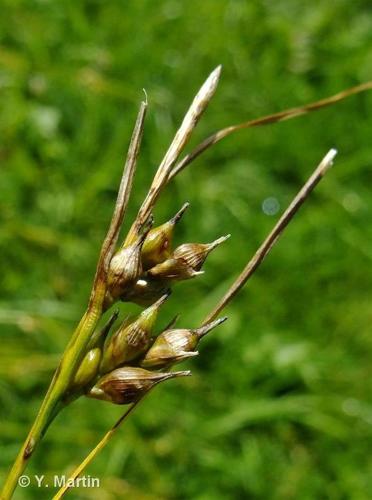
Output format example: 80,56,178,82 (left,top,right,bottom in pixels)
1,294,104,499
1,100,147,499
